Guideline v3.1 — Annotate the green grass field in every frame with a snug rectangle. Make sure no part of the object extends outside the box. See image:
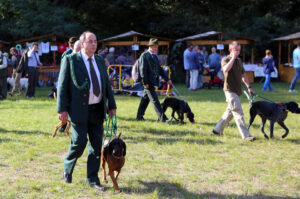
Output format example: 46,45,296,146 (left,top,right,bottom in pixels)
0,83,299,199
